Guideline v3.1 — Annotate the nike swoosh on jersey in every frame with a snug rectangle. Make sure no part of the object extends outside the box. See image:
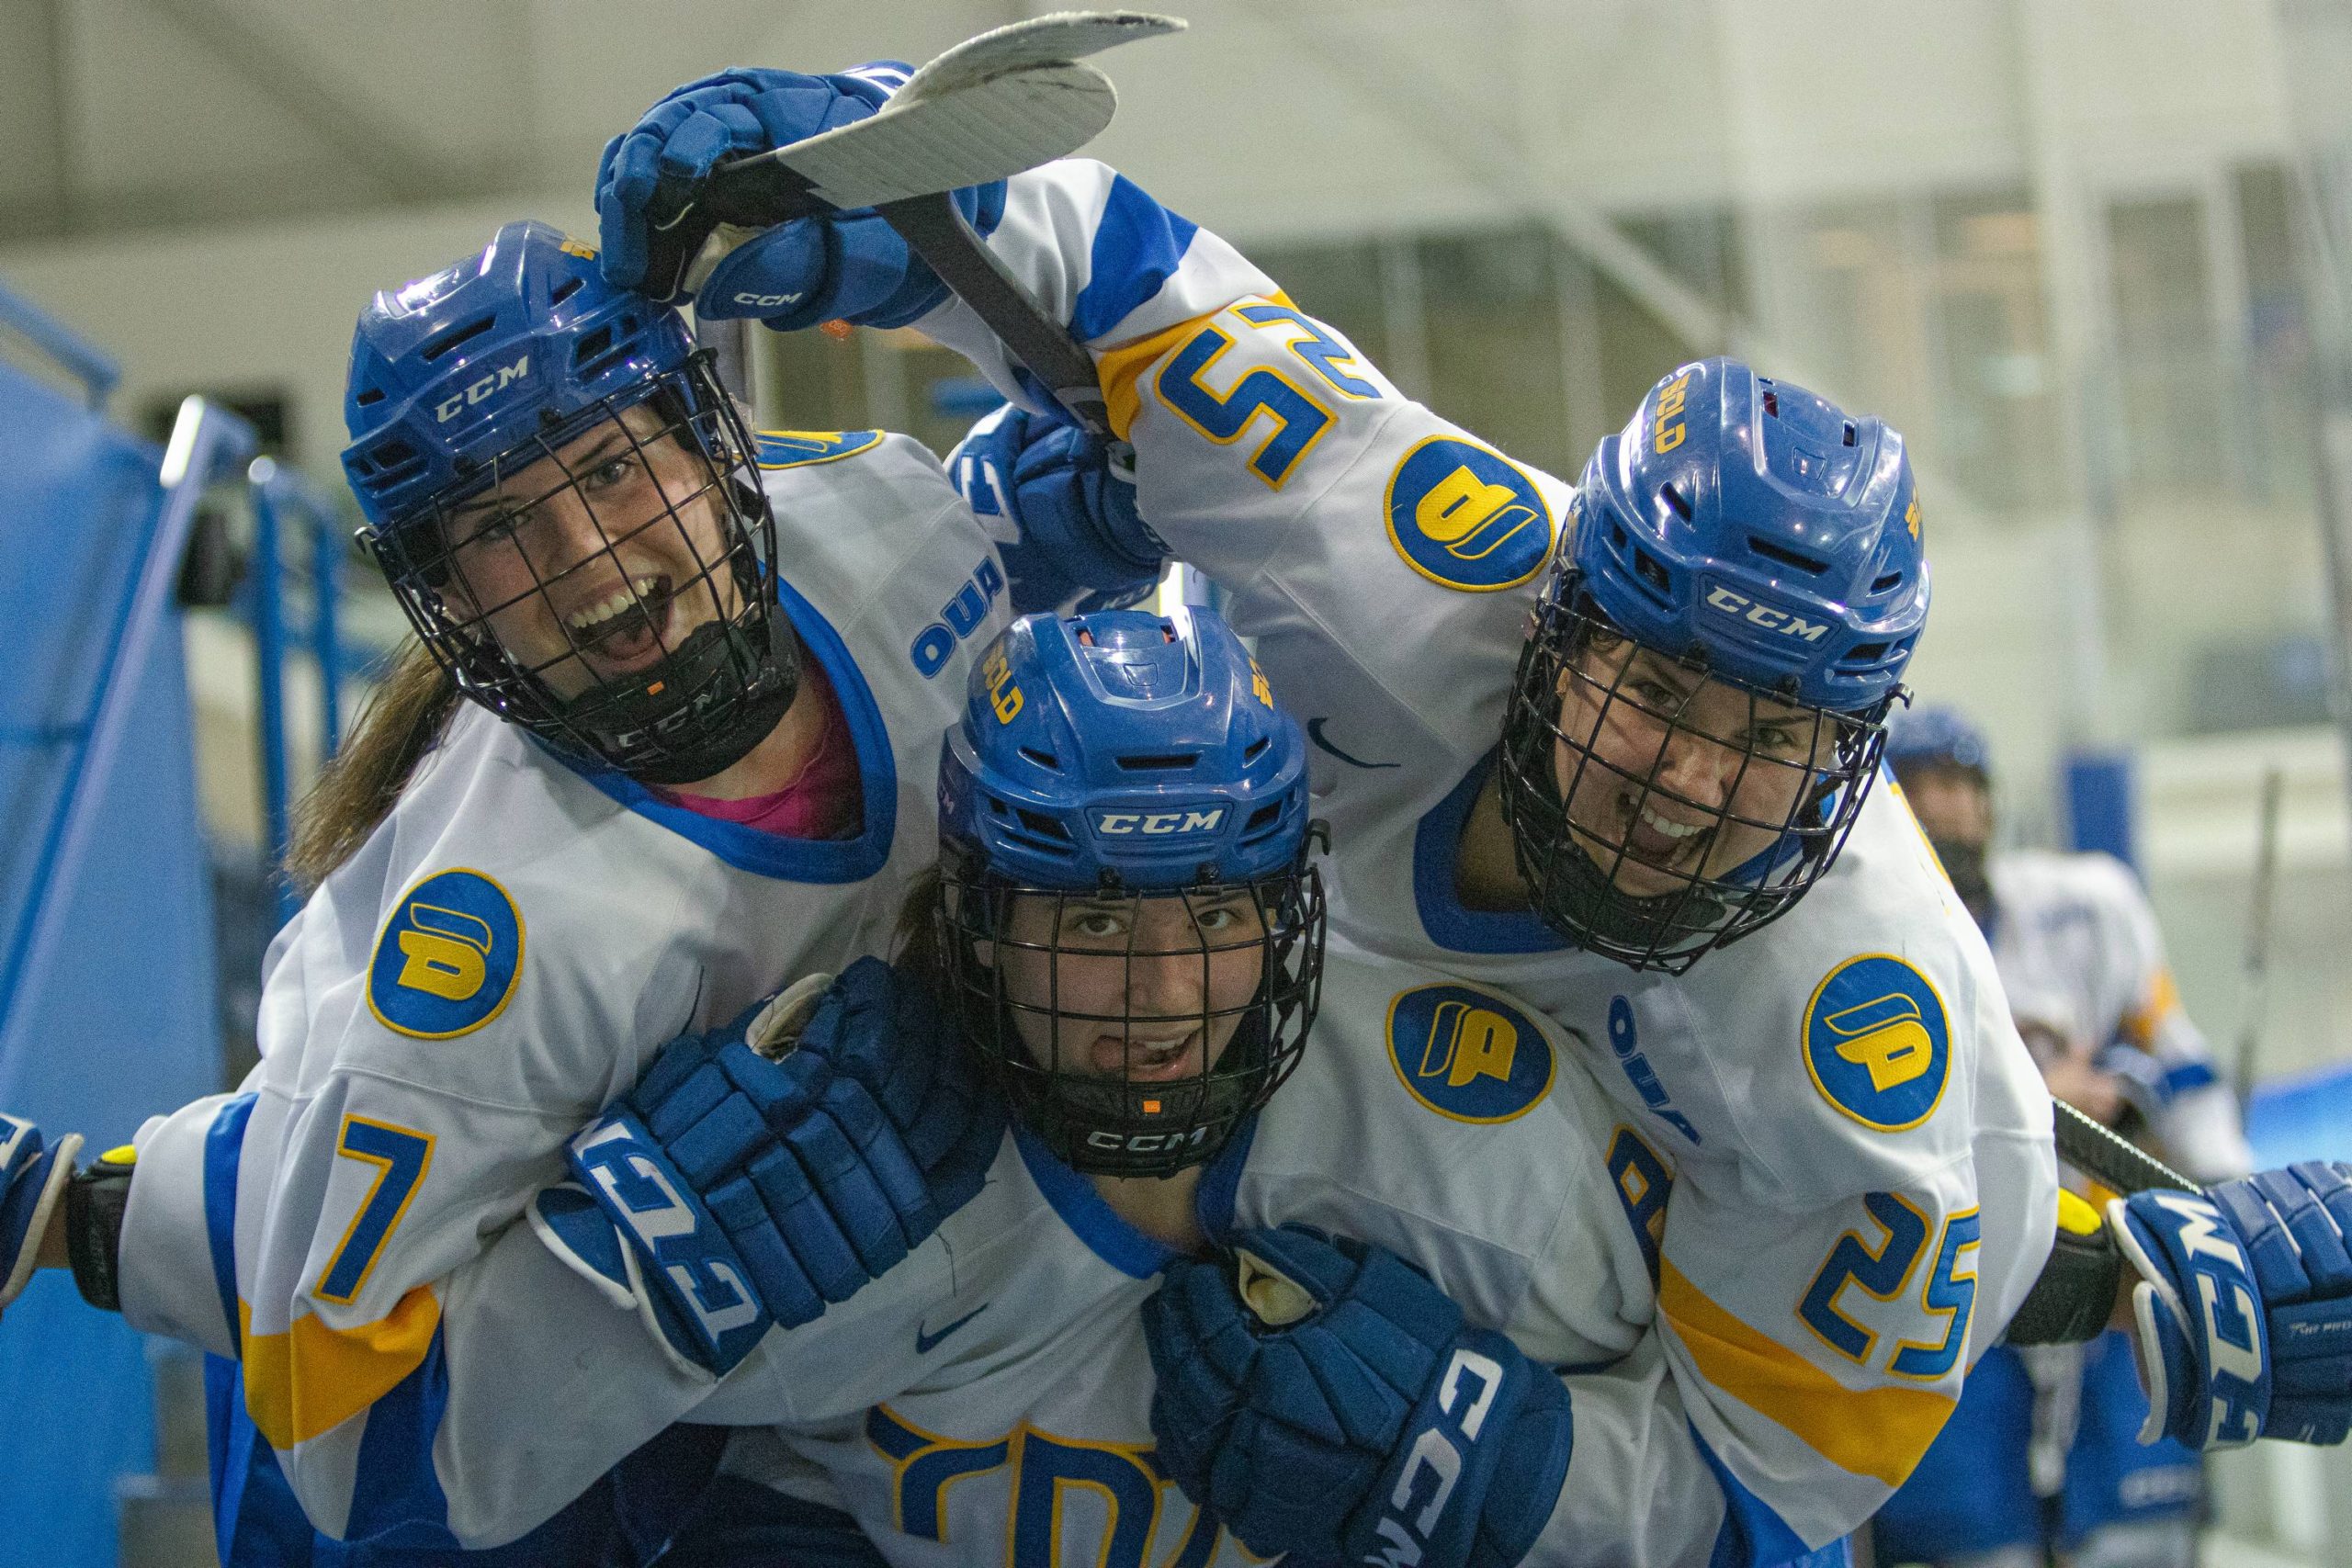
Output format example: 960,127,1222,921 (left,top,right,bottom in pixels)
915,1303,989,1354
1307,717,1398,770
